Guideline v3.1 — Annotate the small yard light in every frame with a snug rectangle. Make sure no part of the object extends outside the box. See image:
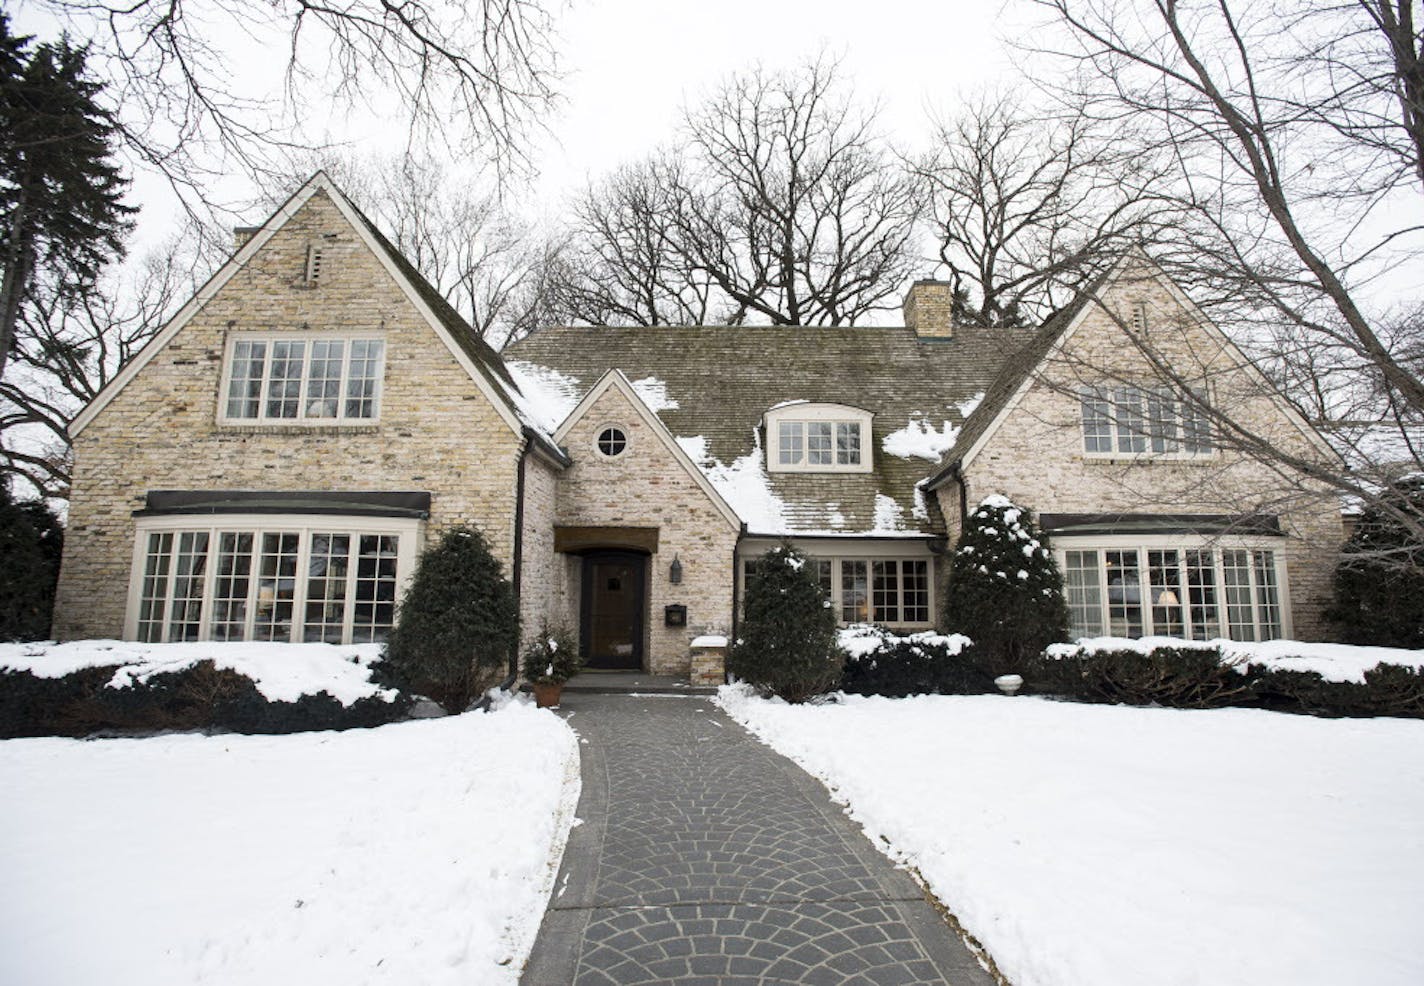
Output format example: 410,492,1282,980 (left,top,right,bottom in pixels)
994,674,1024,696
669,554,683,584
